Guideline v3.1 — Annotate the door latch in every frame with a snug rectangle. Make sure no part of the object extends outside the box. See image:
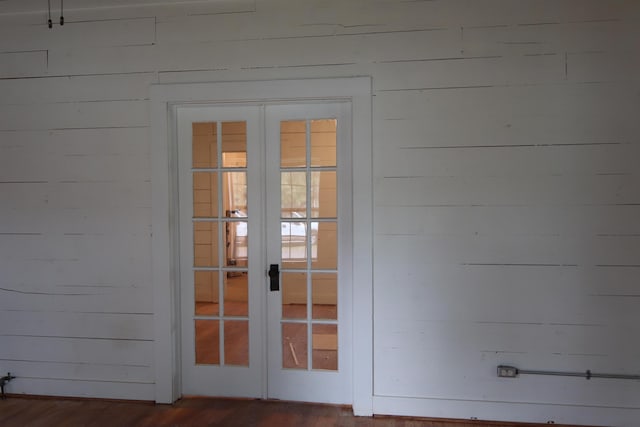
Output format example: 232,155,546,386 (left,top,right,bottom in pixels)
268,264,280,291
